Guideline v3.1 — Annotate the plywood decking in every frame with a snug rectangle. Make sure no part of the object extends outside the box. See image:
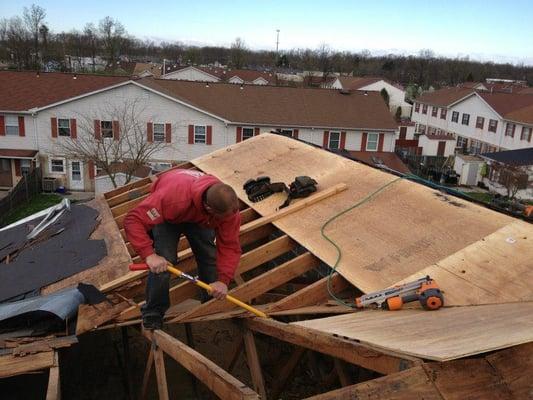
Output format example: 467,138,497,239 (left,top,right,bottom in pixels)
192,134,513,299
293,302,533,361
